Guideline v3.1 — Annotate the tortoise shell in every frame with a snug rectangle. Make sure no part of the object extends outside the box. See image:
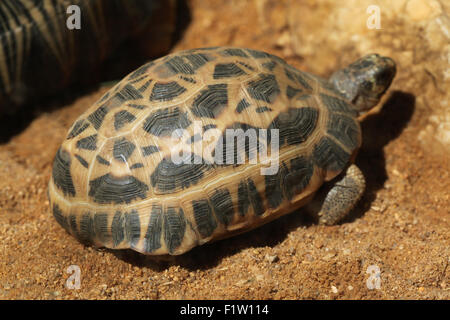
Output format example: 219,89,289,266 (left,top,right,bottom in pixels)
48,47,361,255
0,0,174,113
